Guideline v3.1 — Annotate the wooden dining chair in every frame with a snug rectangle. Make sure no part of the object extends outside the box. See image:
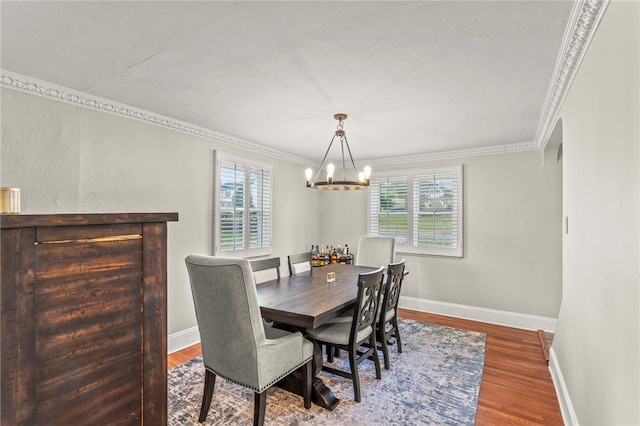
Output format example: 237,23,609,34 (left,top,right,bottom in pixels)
185,255,314,426
354,236,395,268
305,267,385,402
287,252,312,275
377,259,406,369
250,257,281,284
